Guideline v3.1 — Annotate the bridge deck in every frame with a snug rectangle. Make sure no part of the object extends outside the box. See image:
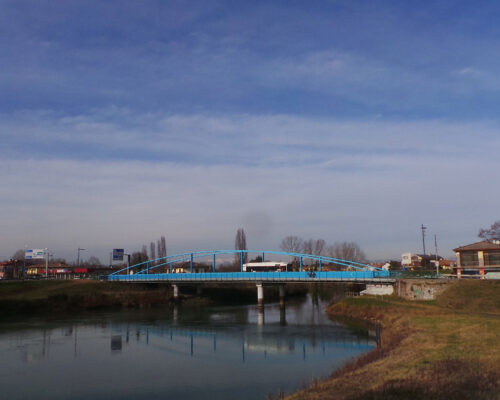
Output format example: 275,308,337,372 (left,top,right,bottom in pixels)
107,271,394,283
